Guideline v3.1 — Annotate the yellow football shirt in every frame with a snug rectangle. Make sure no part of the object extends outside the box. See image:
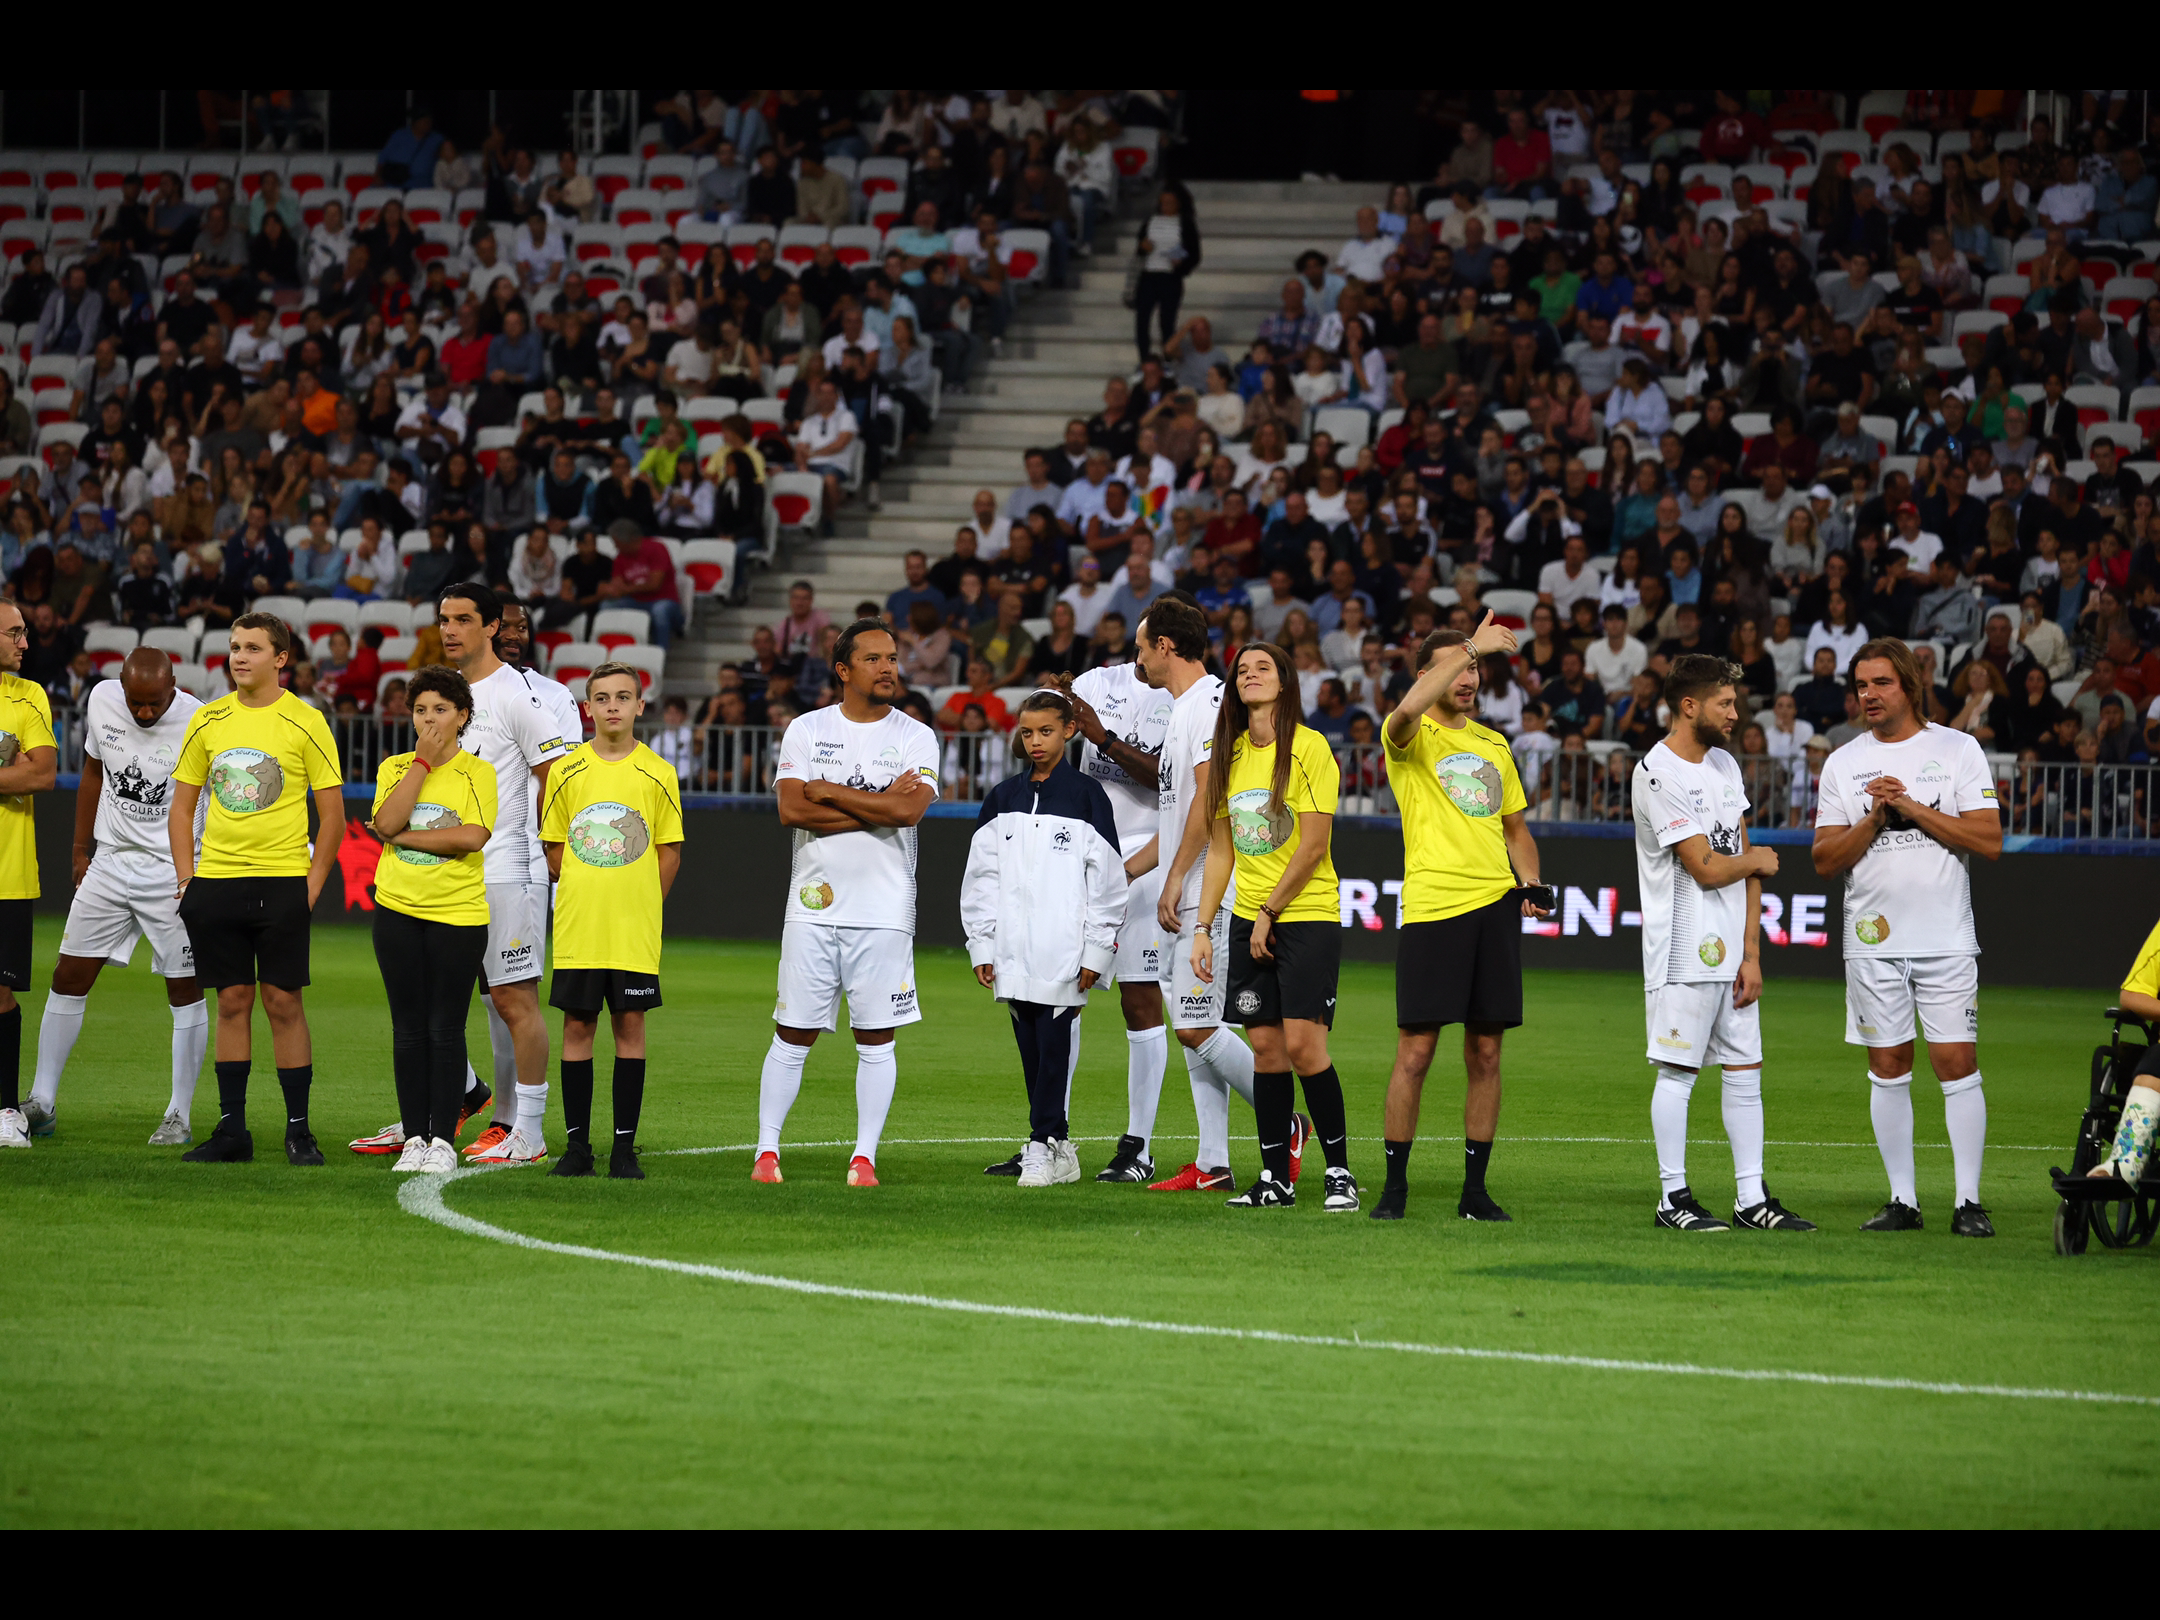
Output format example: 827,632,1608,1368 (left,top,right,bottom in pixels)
1215,723,1339,923
172,690,346,879
1384,713,1527,923
0,672,55,899
540,742,684,974
370,751,497,927
2124,919,2160,1001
